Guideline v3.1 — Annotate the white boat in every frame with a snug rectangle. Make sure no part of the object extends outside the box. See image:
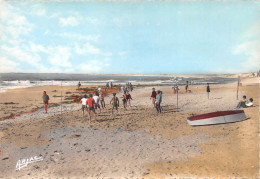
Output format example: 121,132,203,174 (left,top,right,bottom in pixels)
187,110,247,126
